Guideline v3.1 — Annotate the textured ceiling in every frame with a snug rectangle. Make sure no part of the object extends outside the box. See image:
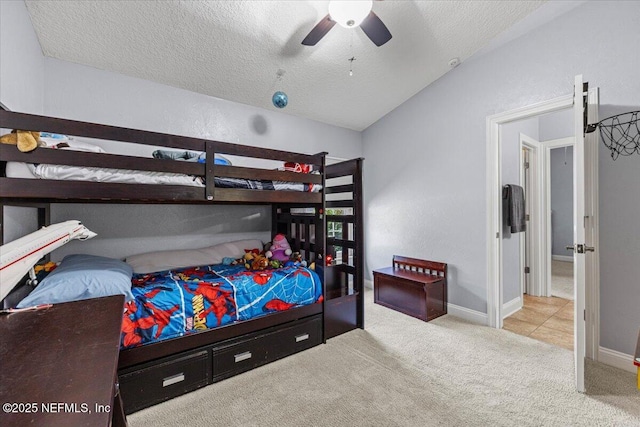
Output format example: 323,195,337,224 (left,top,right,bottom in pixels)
25,0,547,131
